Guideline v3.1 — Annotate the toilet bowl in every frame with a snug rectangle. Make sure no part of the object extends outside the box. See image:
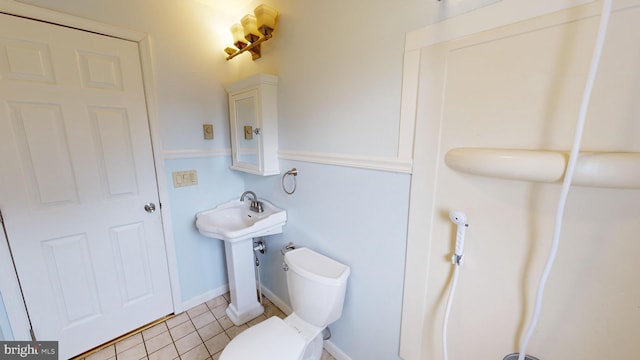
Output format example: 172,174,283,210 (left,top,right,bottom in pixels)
219,247,350,360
